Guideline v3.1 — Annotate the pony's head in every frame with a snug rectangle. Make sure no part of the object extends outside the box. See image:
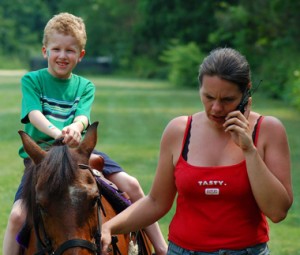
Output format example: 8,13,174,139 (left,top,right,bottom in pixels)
20,122,103,255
